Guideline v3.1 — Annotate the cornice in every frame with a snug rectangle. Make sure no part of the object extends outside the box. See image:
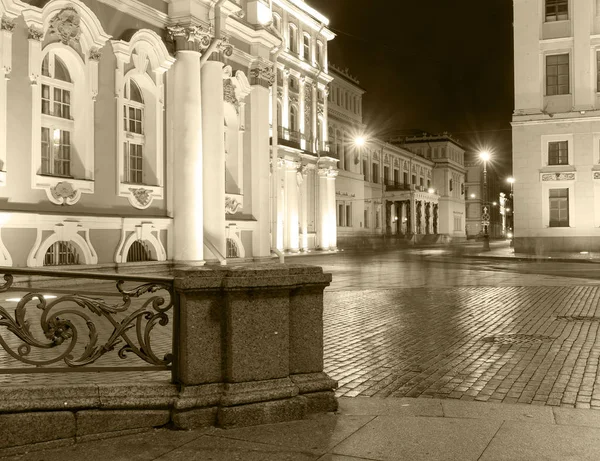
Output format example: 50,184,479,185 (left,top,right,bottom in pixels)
272,0,334,40
99,0,168,28
227,15,281,49
512,110,600,126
